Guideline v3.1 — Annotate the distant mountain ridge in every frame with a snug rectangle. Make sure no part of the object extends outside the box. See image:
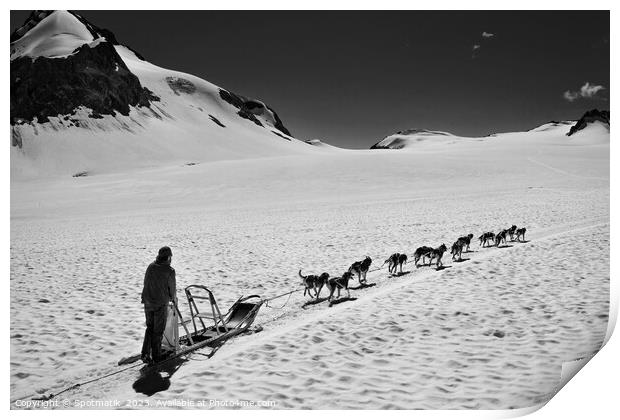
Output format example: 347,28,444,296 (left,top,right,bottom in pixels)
370,128,455,150
371,110,610,150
